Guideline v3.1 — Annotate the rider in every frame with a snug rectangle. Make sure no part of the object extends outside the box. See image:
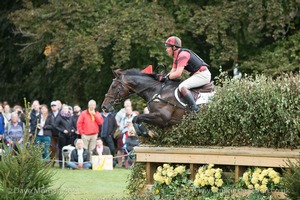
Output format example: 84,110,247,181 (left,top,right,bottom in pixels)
158,36,211,113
